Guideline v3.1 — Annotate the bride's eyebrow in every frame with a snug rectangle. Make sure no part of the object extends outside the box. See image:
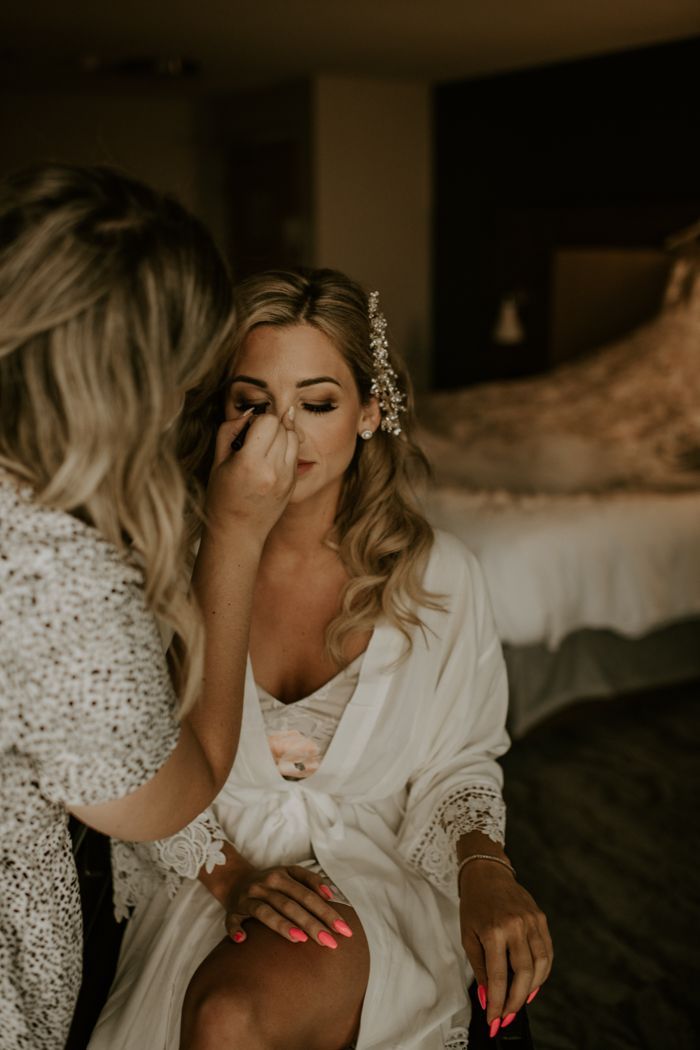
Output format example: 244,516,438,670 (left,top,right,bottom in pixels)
230,375,267,389
297,376,342,389
230,375,342,389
